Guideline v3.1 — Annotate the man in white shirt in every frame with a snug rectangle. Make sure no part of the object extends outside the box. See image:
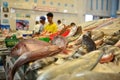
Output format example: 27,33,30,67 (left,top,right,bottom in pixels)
66,22,77,37
57,20,65,31
33,21,40,34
